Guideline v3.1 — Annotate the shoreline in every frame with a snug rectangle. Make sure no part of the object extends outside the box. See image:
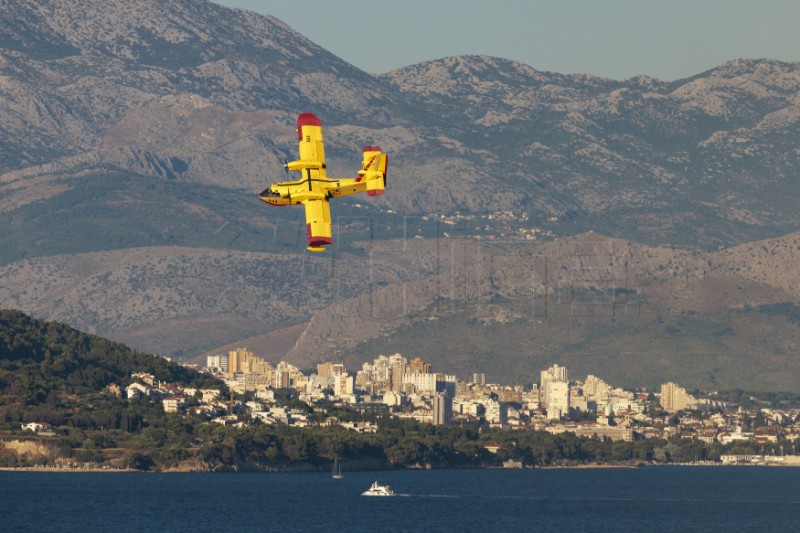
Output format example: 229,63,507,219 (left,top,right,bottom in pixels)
0,466,137,473
3,461,798,474
0,462,741,473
